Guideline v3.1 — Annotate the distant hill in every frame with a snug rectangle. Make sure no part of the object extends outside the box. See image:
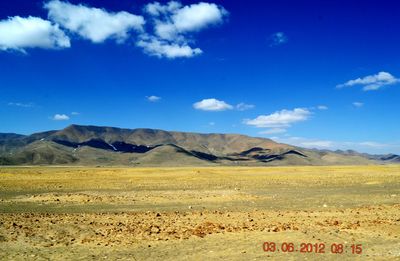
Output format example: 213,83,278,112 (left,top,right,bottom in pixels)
0,124,397,166
333,150,400,163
